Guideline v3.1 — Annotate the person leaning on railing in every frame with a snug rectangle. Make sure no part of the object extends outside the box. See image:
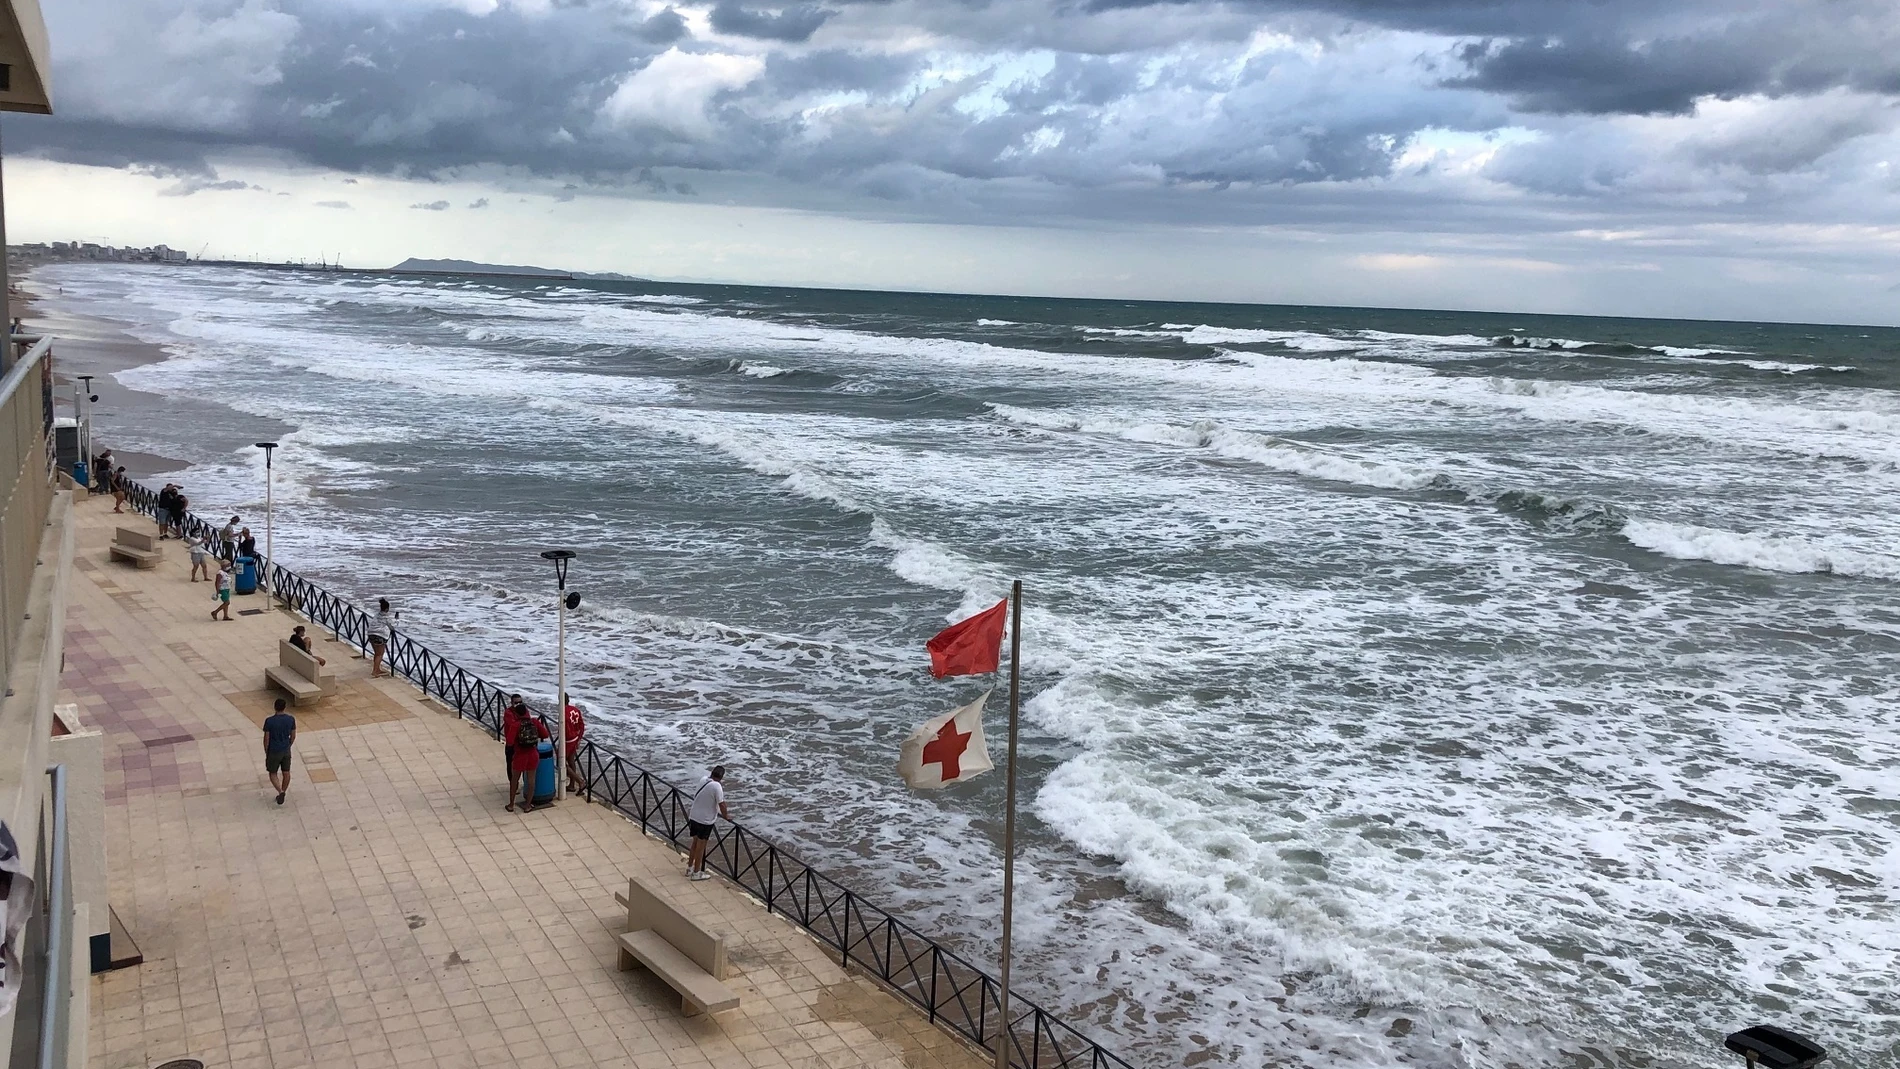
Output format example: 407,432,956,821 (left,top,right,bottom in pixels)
368,599,393,677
